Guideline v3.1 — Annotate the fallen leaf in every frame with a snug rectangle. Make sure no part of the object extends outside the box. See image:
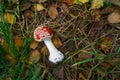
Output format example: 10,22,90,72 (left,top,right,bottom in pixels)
91,0,104,9
4,75,11,80
100,7,113,15
38,0,47,3
91,10,101,22
52,36,63,48
1,39,15,65
5,54,16,66
48,4,58,19
4,13,16,24
12,0,19,4
75,0,89,4
29,0,37,2
53,66,64,79
20,2,31,11
24,10,34,18
69,13,75,17
41,46,49,55
78,48,93,59
107,12,120,24
41,36,62,55
61,3,69,14
31,4,44,12
28,49,41,64
100,62,110,68
14,36,24,48
100,37,113,53
30,41,39,49
2,40,14,57
62,0,75,5
79,73,87,80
